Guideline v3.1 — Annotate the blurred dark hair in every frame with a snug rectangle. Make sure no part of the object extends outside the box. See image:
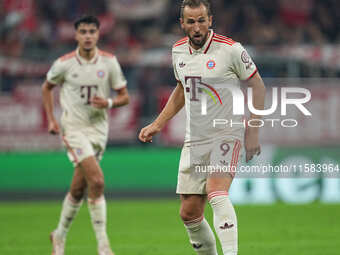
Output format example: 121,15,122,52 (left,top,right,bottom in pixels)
74,15,100,29
180,0,211,18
